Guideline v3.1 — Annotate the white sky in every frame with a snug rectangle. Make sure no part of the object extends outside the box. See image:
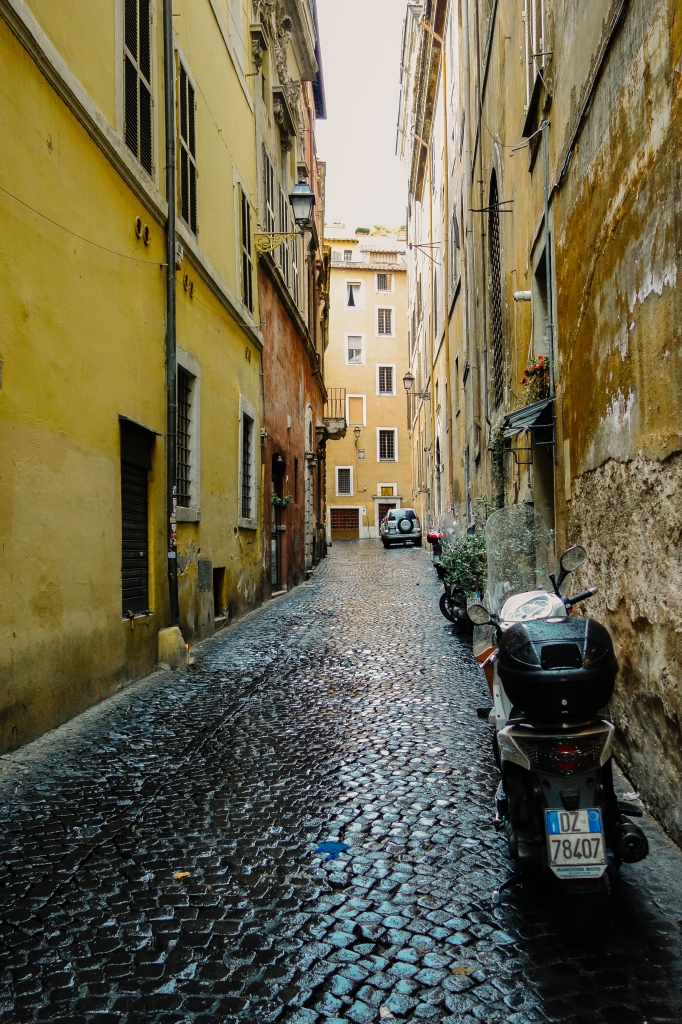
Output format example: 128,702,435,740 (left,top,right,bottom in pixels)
315,0,408,232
